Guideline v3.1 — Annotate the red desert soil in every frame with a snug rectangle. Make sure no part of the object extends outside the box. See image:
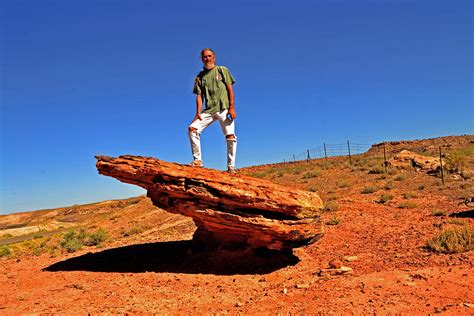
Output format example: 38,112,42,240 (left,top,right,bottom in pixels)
0,135,473,314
